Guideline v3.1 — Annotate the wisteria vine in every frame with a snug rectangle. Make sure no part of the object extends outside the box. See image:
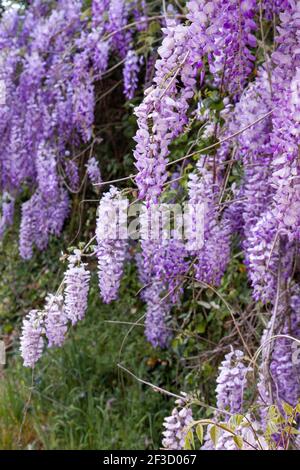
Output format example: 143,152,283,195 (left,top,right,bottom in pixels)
0,0,299,451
